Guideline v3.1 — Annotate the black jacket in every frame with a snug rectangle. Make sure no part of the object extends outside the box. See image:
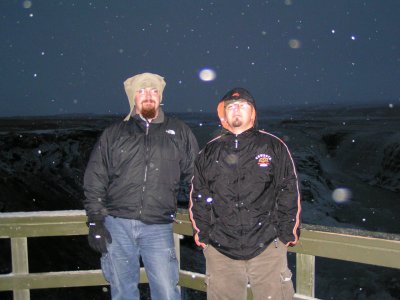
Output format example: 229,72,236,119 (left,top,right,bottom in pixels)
83,110,199,224
189,128,301,260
